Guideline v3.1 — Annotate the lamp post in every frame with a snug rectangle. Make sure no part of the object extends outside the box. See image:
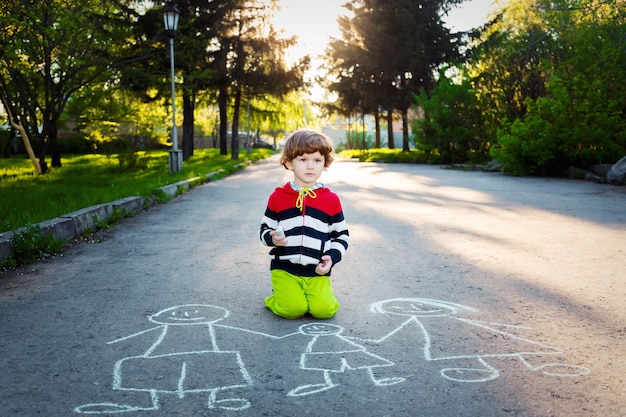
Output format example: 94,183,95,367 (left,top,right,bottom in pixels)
163,2,182,173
